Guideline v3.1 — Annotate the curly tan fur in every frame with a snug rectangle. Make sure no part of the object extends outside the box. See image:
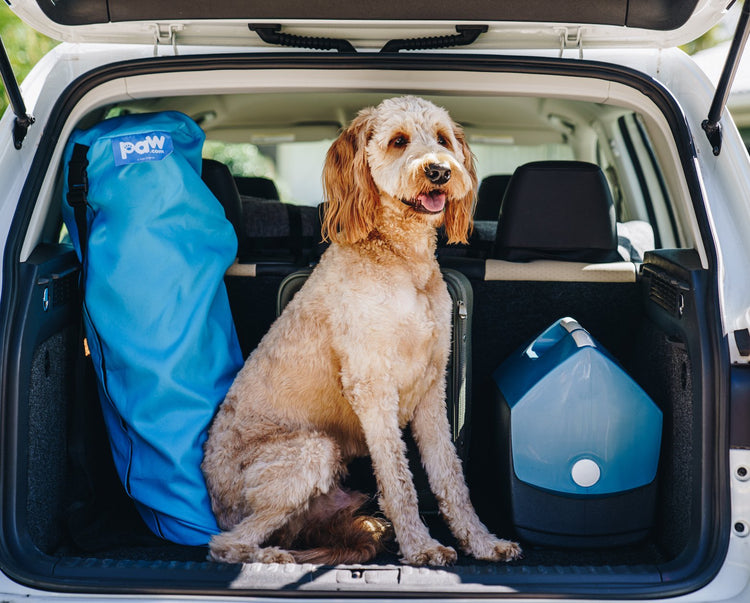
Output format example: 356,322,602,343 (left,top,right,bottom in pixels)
202,96,521,566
